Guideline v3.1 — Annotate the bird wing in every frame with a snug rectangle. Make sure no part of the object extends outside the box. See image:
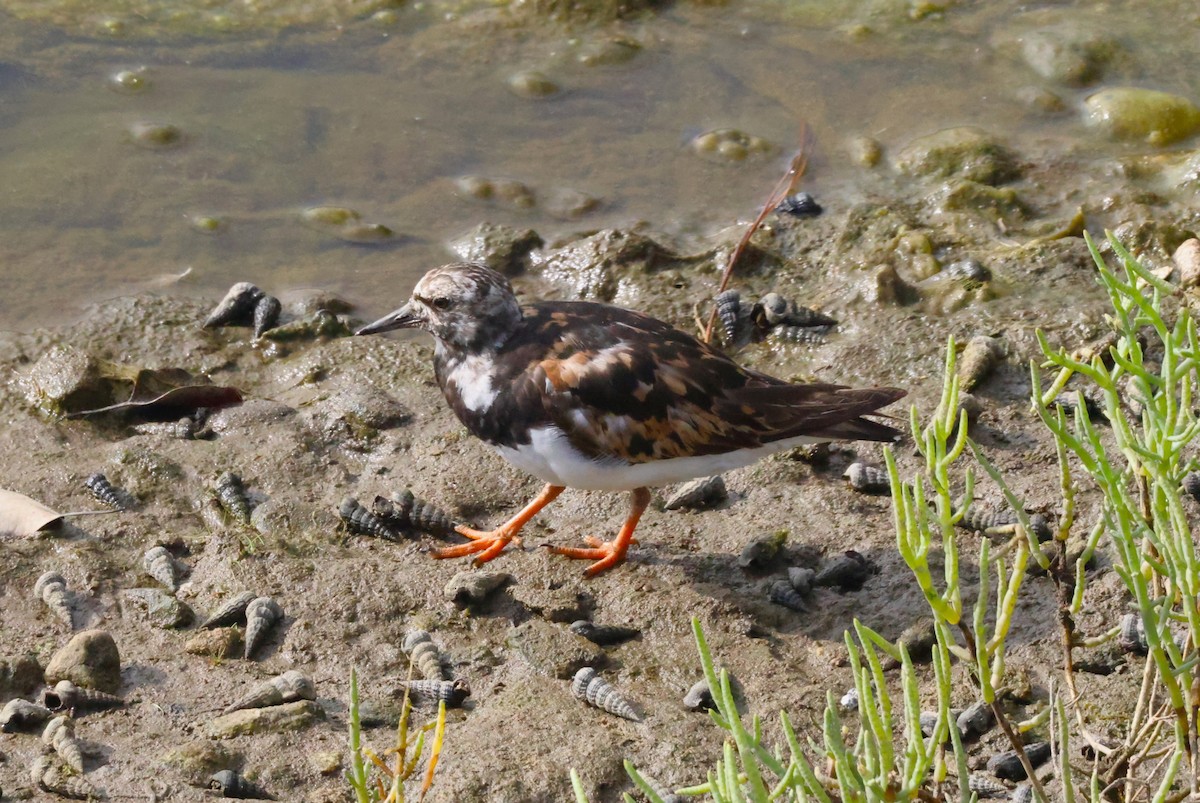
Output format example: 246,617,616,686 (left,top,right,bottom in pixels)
521,302,903,464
